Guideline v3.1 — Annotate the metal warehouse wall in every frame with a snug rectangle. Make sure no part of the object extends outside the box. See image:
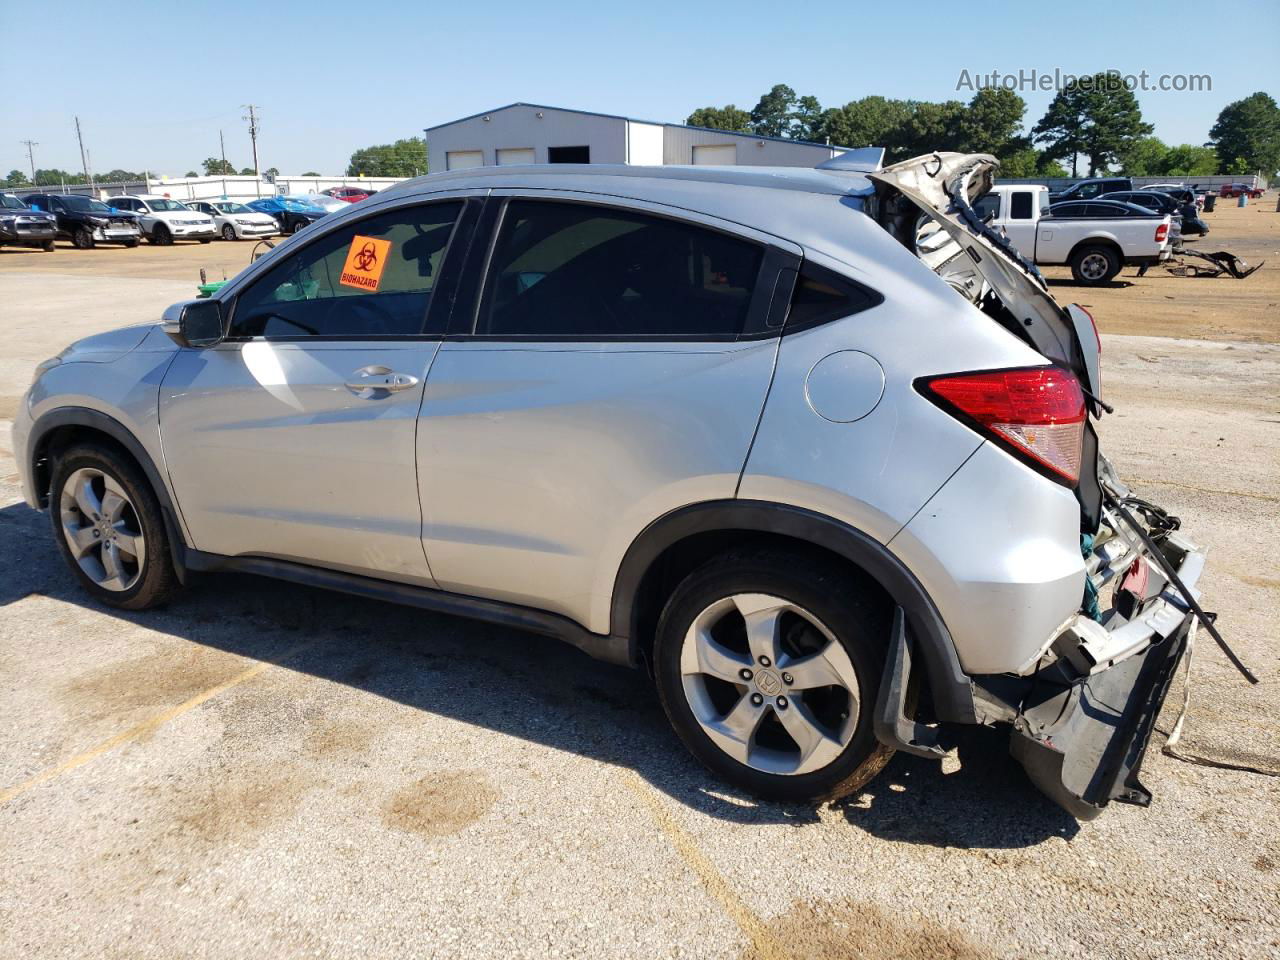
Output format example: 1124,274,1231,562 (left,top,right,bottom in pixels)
662,126,840,166
427,106,629,173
